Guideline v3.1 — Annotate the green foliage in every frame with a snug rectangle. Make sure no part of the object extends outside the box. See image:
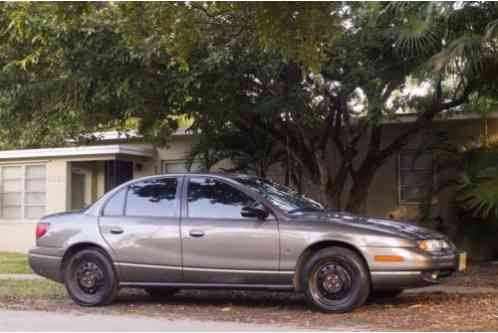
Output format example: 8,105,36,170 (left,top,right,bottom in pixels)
458,174,498,218
457,150,498,219
2,2,498,211
187,119,284,177
0,2,346,148
381,2,447,60
0,3,190,148
116,2,344,70
468,94,498,119
412,125,498,223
